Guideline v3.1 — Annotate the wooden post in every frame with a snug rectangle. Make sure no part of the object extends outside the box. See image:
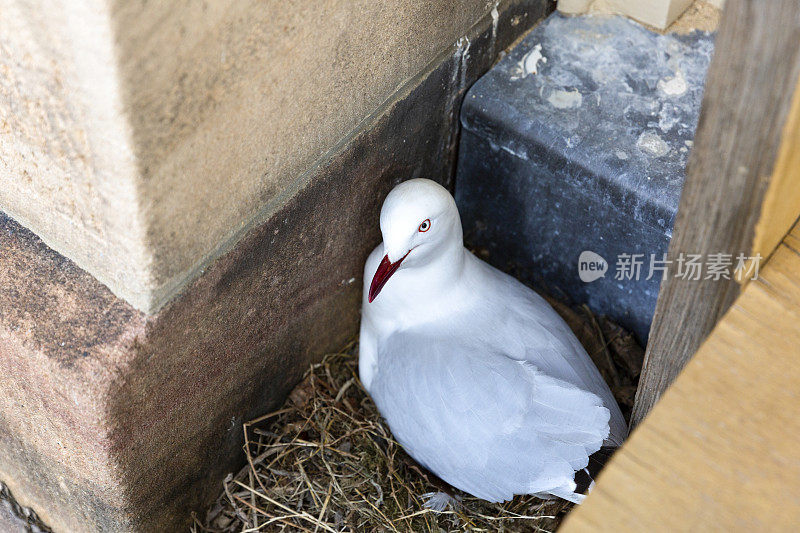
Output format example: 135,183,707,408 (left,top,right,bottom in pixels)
631,0,800,427
563,221,800,531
